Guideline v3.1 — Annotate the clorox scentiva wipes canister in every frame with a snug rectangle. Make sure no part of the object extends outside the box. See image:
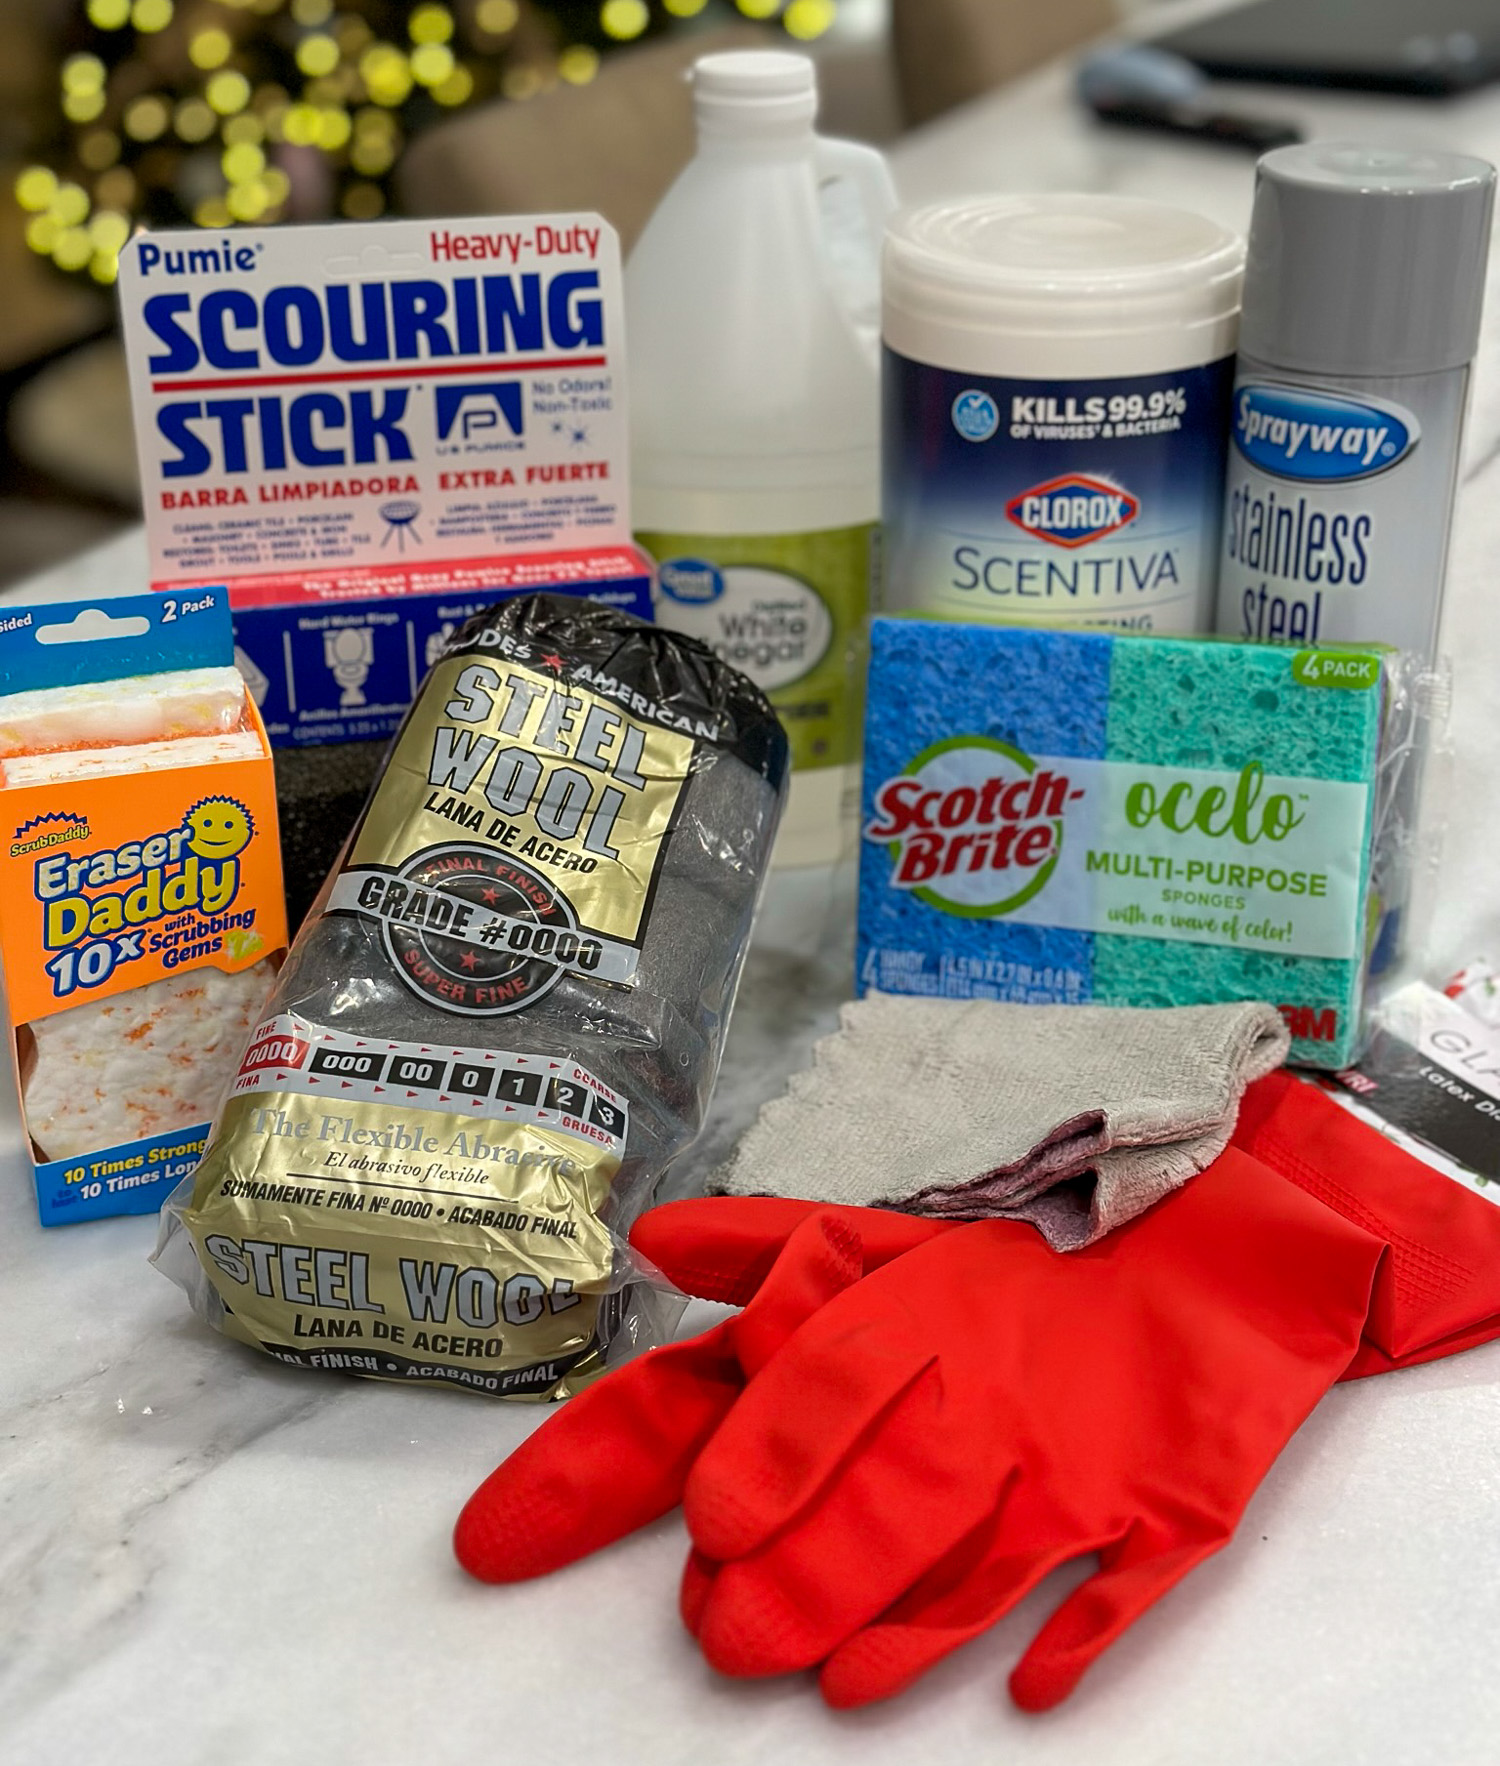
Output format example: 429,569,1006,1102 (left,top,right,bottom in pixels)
881,194,1244,635
1213,144,1495,663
